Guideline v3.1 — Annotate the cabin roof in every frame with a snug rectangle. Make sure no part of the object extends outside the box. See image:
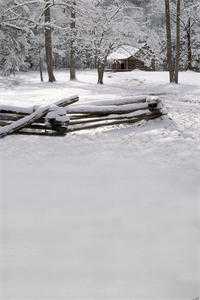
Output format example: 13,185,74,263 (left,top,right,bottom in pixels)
107,45,140,61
